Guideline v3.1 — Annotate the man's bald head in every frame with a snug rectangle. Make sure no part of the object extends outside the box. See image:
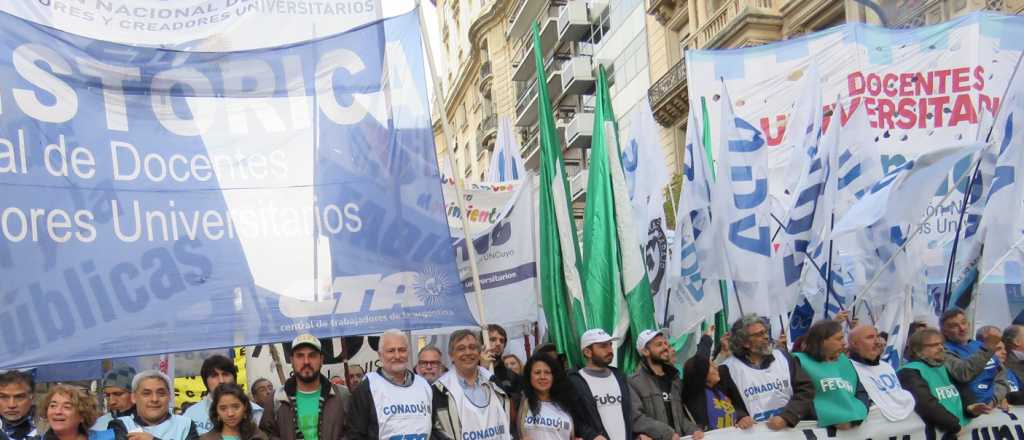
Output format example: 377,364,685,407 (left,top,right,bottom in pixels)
848,324,883,362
